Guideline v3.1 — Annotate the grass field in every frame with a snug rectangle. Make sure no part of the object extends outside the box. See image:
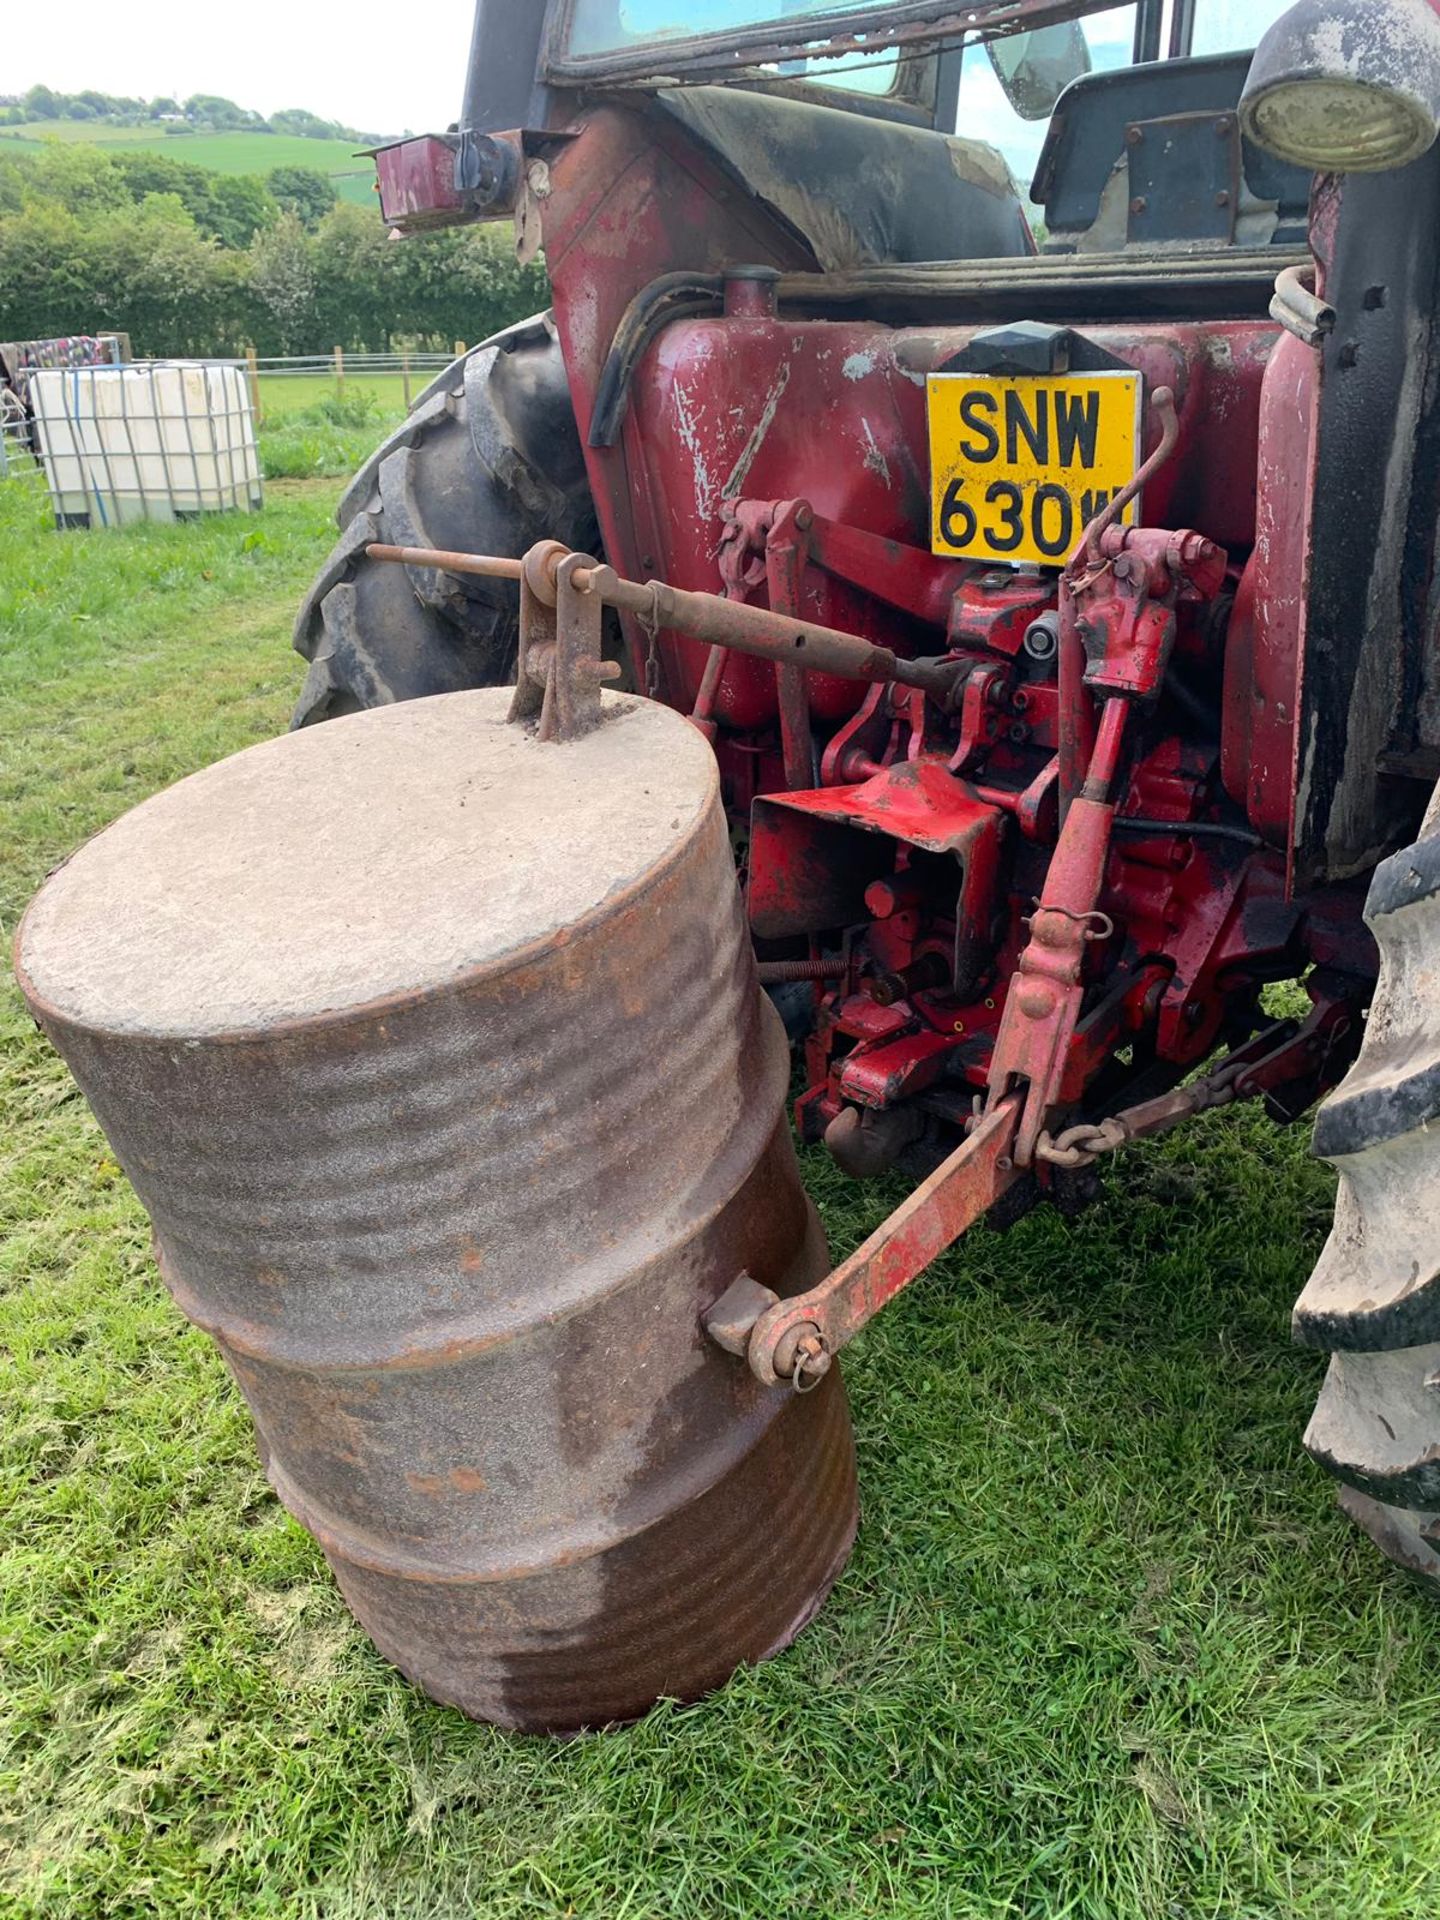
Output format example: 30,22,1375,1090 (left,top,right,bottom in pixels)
0,123,377,205
250,387,409,482
3,467,1440,1918
256,374,419,422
